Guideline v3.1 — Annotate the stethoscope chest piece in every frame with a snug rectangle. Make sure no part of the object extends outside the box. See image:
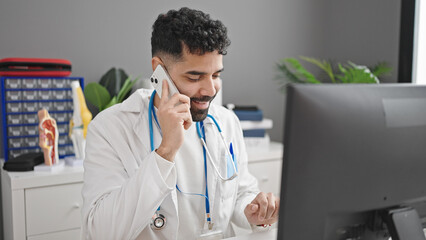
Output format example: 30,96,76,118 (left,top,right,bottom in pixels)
151,213,166,230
